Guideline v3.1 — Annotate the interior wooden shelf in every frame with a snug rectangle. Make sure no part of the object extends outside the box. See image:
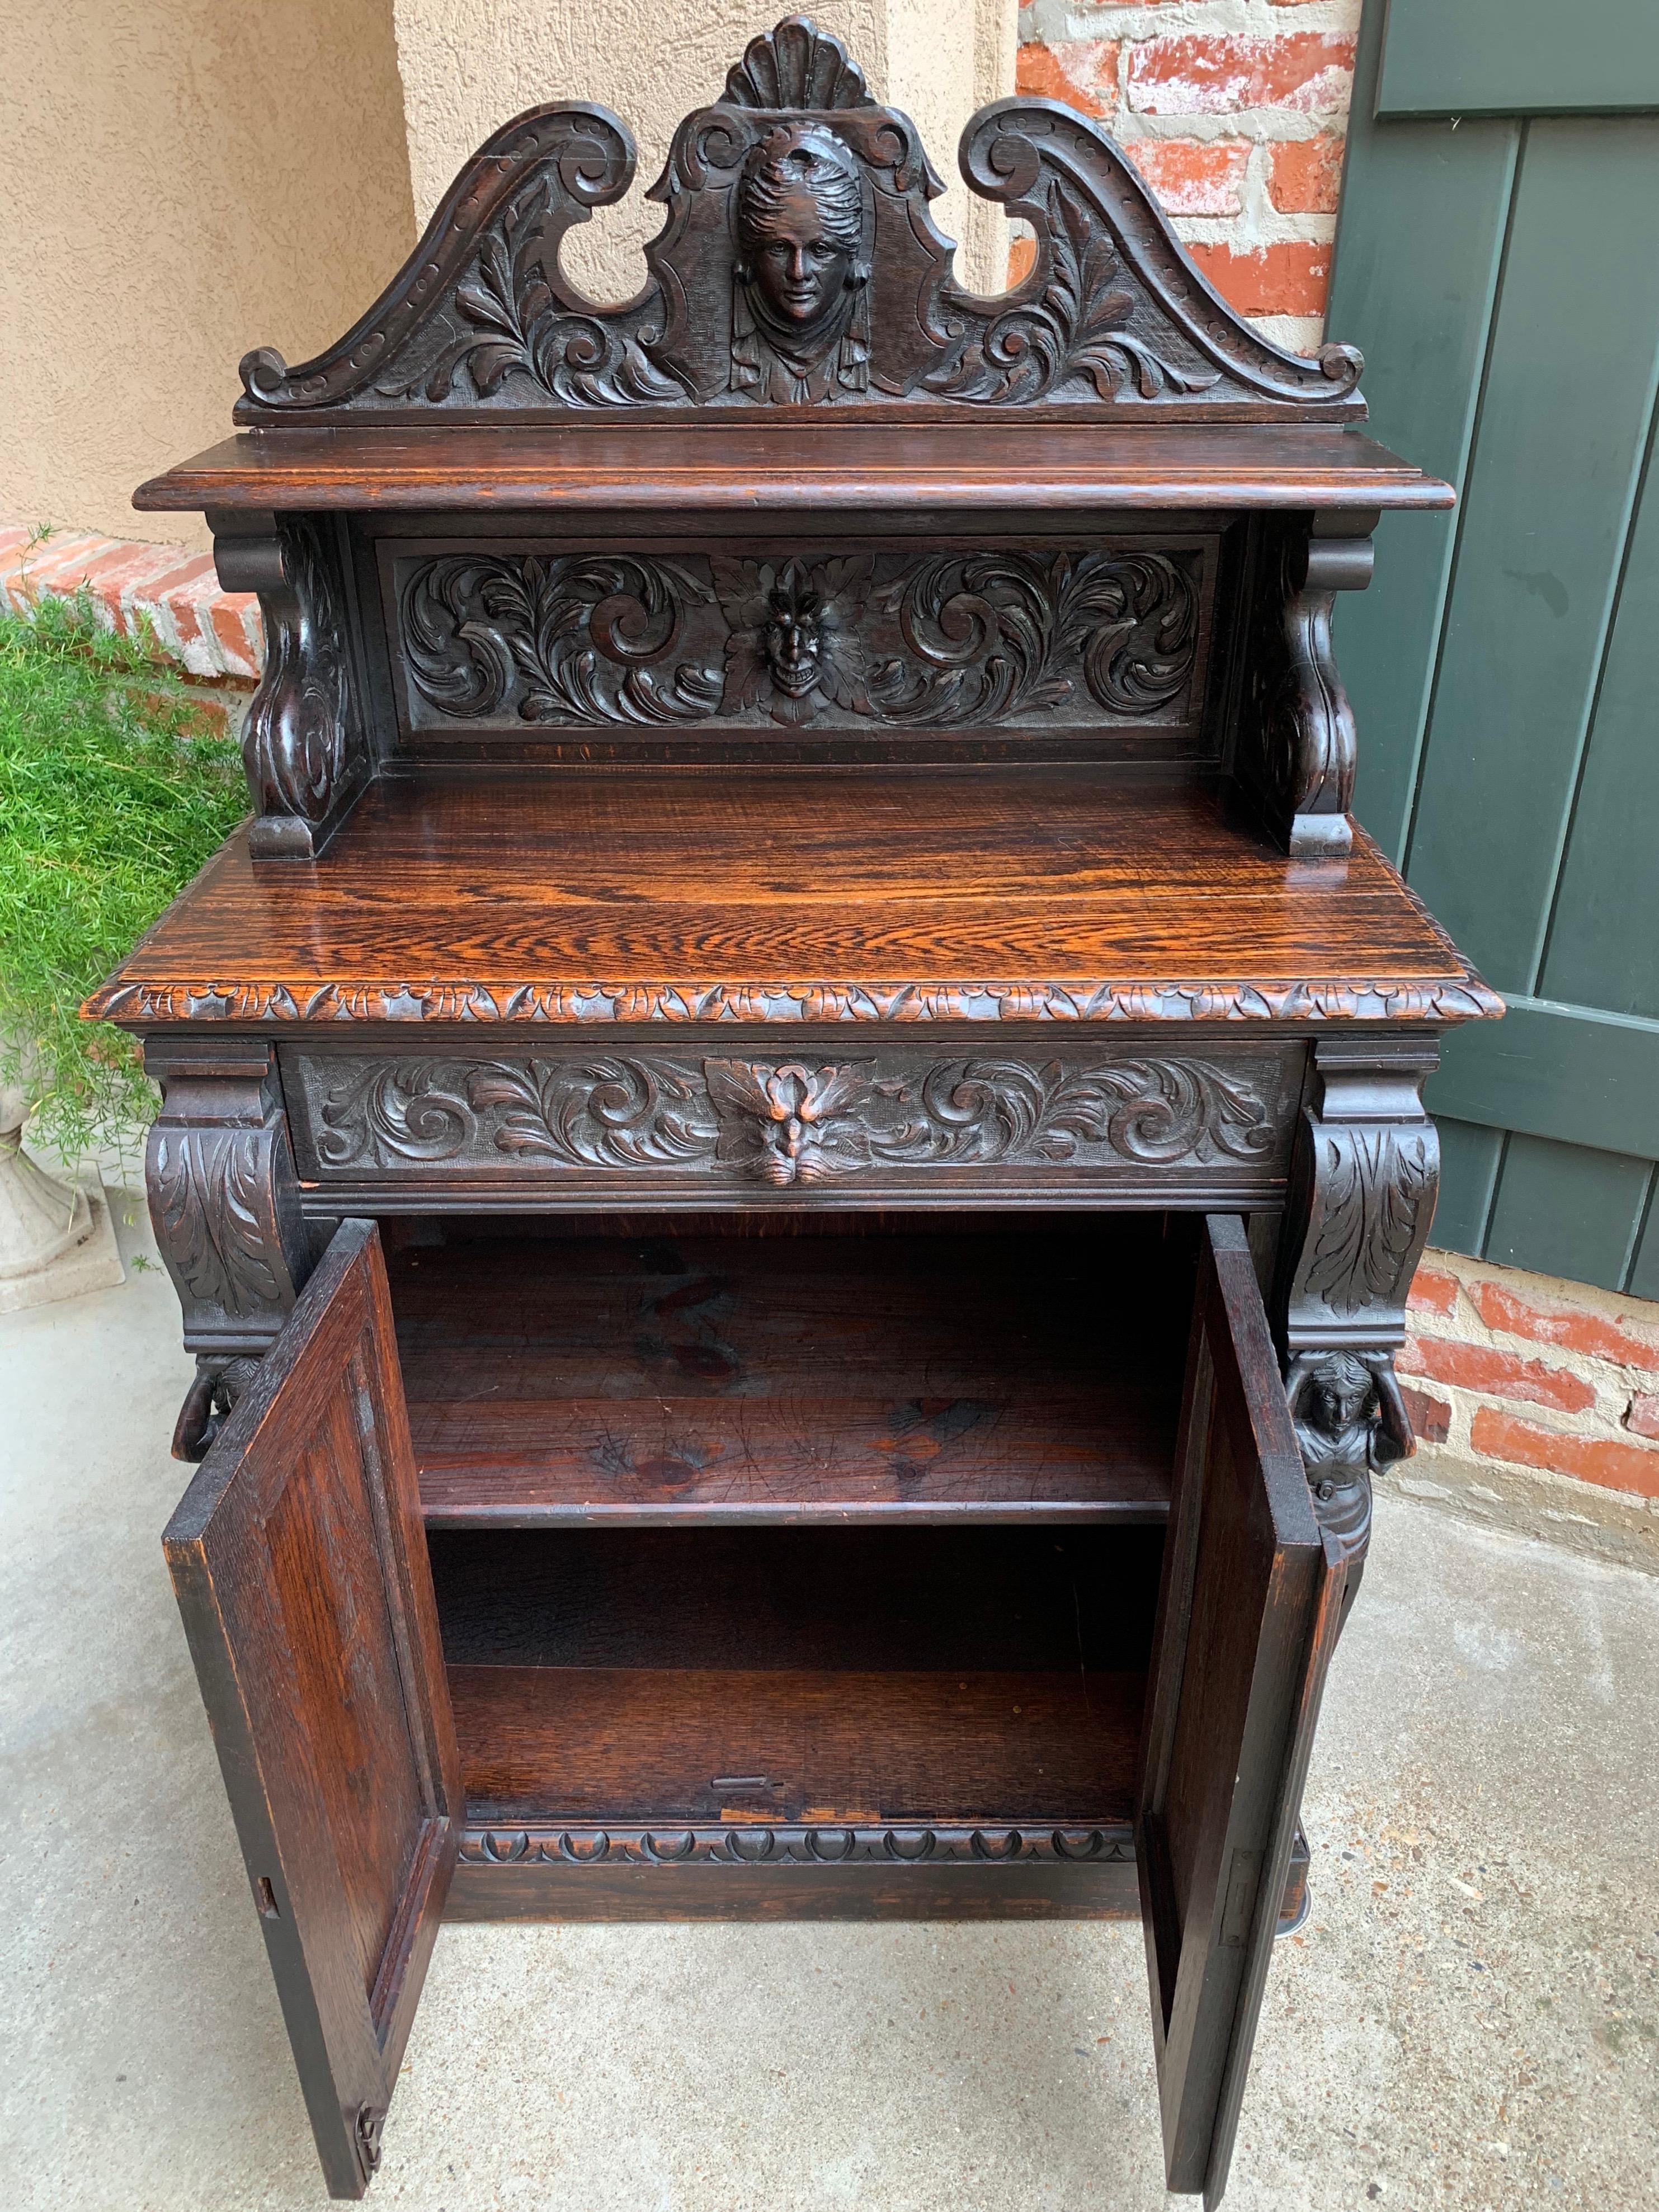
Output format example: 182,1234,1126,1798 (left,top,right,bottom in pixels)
391,1221,1190,1526
431,1526,1161,1826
